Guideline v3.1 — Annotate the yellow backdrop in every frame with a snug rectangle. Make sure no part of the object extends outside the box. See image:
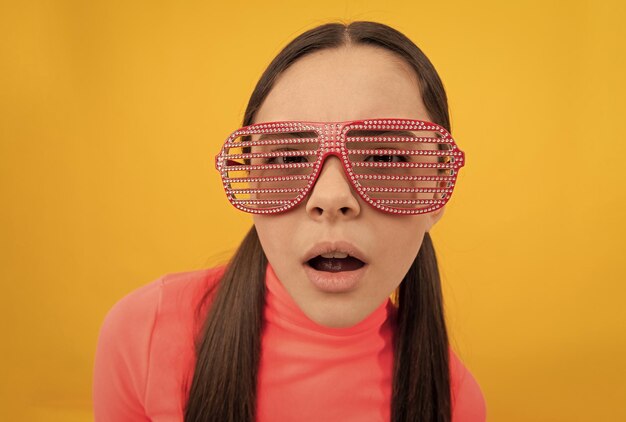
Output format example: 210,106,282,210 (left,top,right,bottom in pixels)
1,1,624,420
